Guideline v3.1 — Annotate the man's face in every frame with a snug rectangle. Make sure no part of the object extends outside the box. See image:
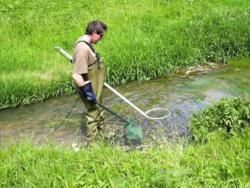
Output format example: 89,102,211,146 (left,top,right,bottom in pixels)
91,32,104,44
